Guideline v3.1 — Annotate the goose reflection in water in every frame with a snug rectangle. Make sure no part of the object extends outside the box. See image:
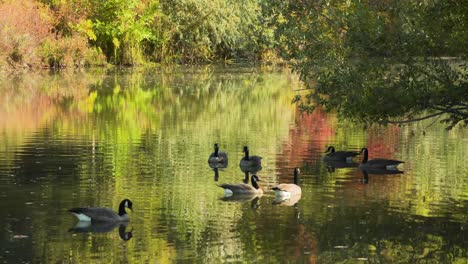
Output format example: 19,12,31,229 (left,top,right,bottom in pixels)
69,222,133,241
240,163,262,175
272,193,301,206
324,160,358,172
209,158,228,182
211,168,220,182
208,161,228,170
359,168,404,184
221,195,261,209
